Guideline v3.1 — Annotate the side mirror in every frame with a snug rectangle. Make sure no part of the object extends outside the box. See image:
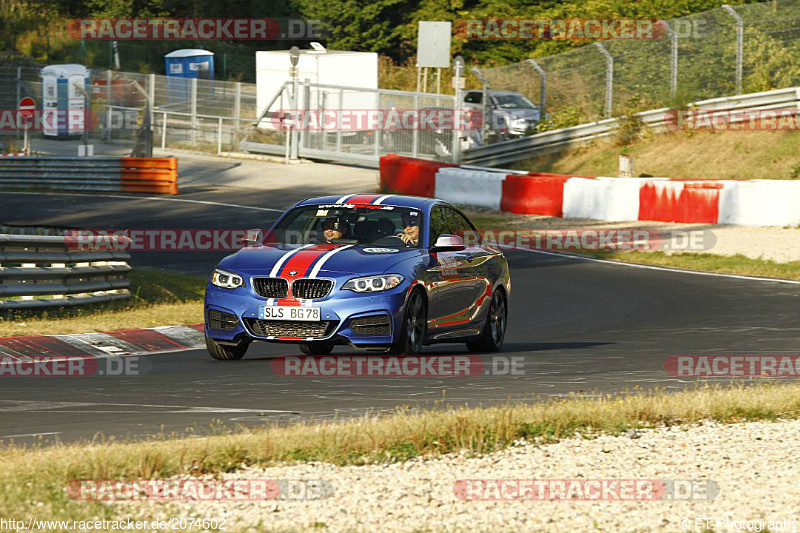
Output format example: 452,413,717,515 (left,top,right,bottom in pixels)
431,234,465,252
243,229,262,247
